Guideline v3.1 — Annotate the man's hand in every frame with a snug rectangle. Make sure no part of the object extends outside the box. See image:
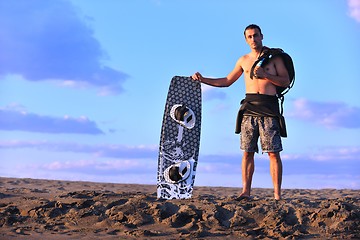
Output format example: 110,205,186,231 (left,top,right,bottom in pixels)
253,66,267,79
192,72,203,82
